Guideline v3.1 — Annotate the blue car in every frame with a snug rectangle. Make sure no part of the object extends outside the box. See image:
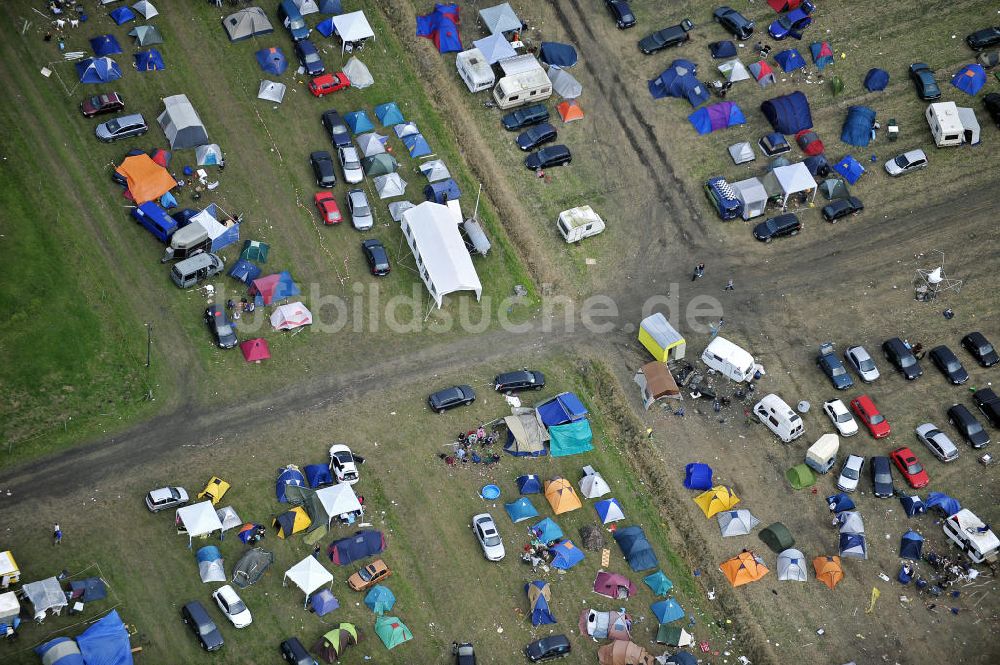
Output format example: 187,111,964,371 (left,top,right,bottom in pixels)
294,39,325,76
818,342,854,390
768,1,814,40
